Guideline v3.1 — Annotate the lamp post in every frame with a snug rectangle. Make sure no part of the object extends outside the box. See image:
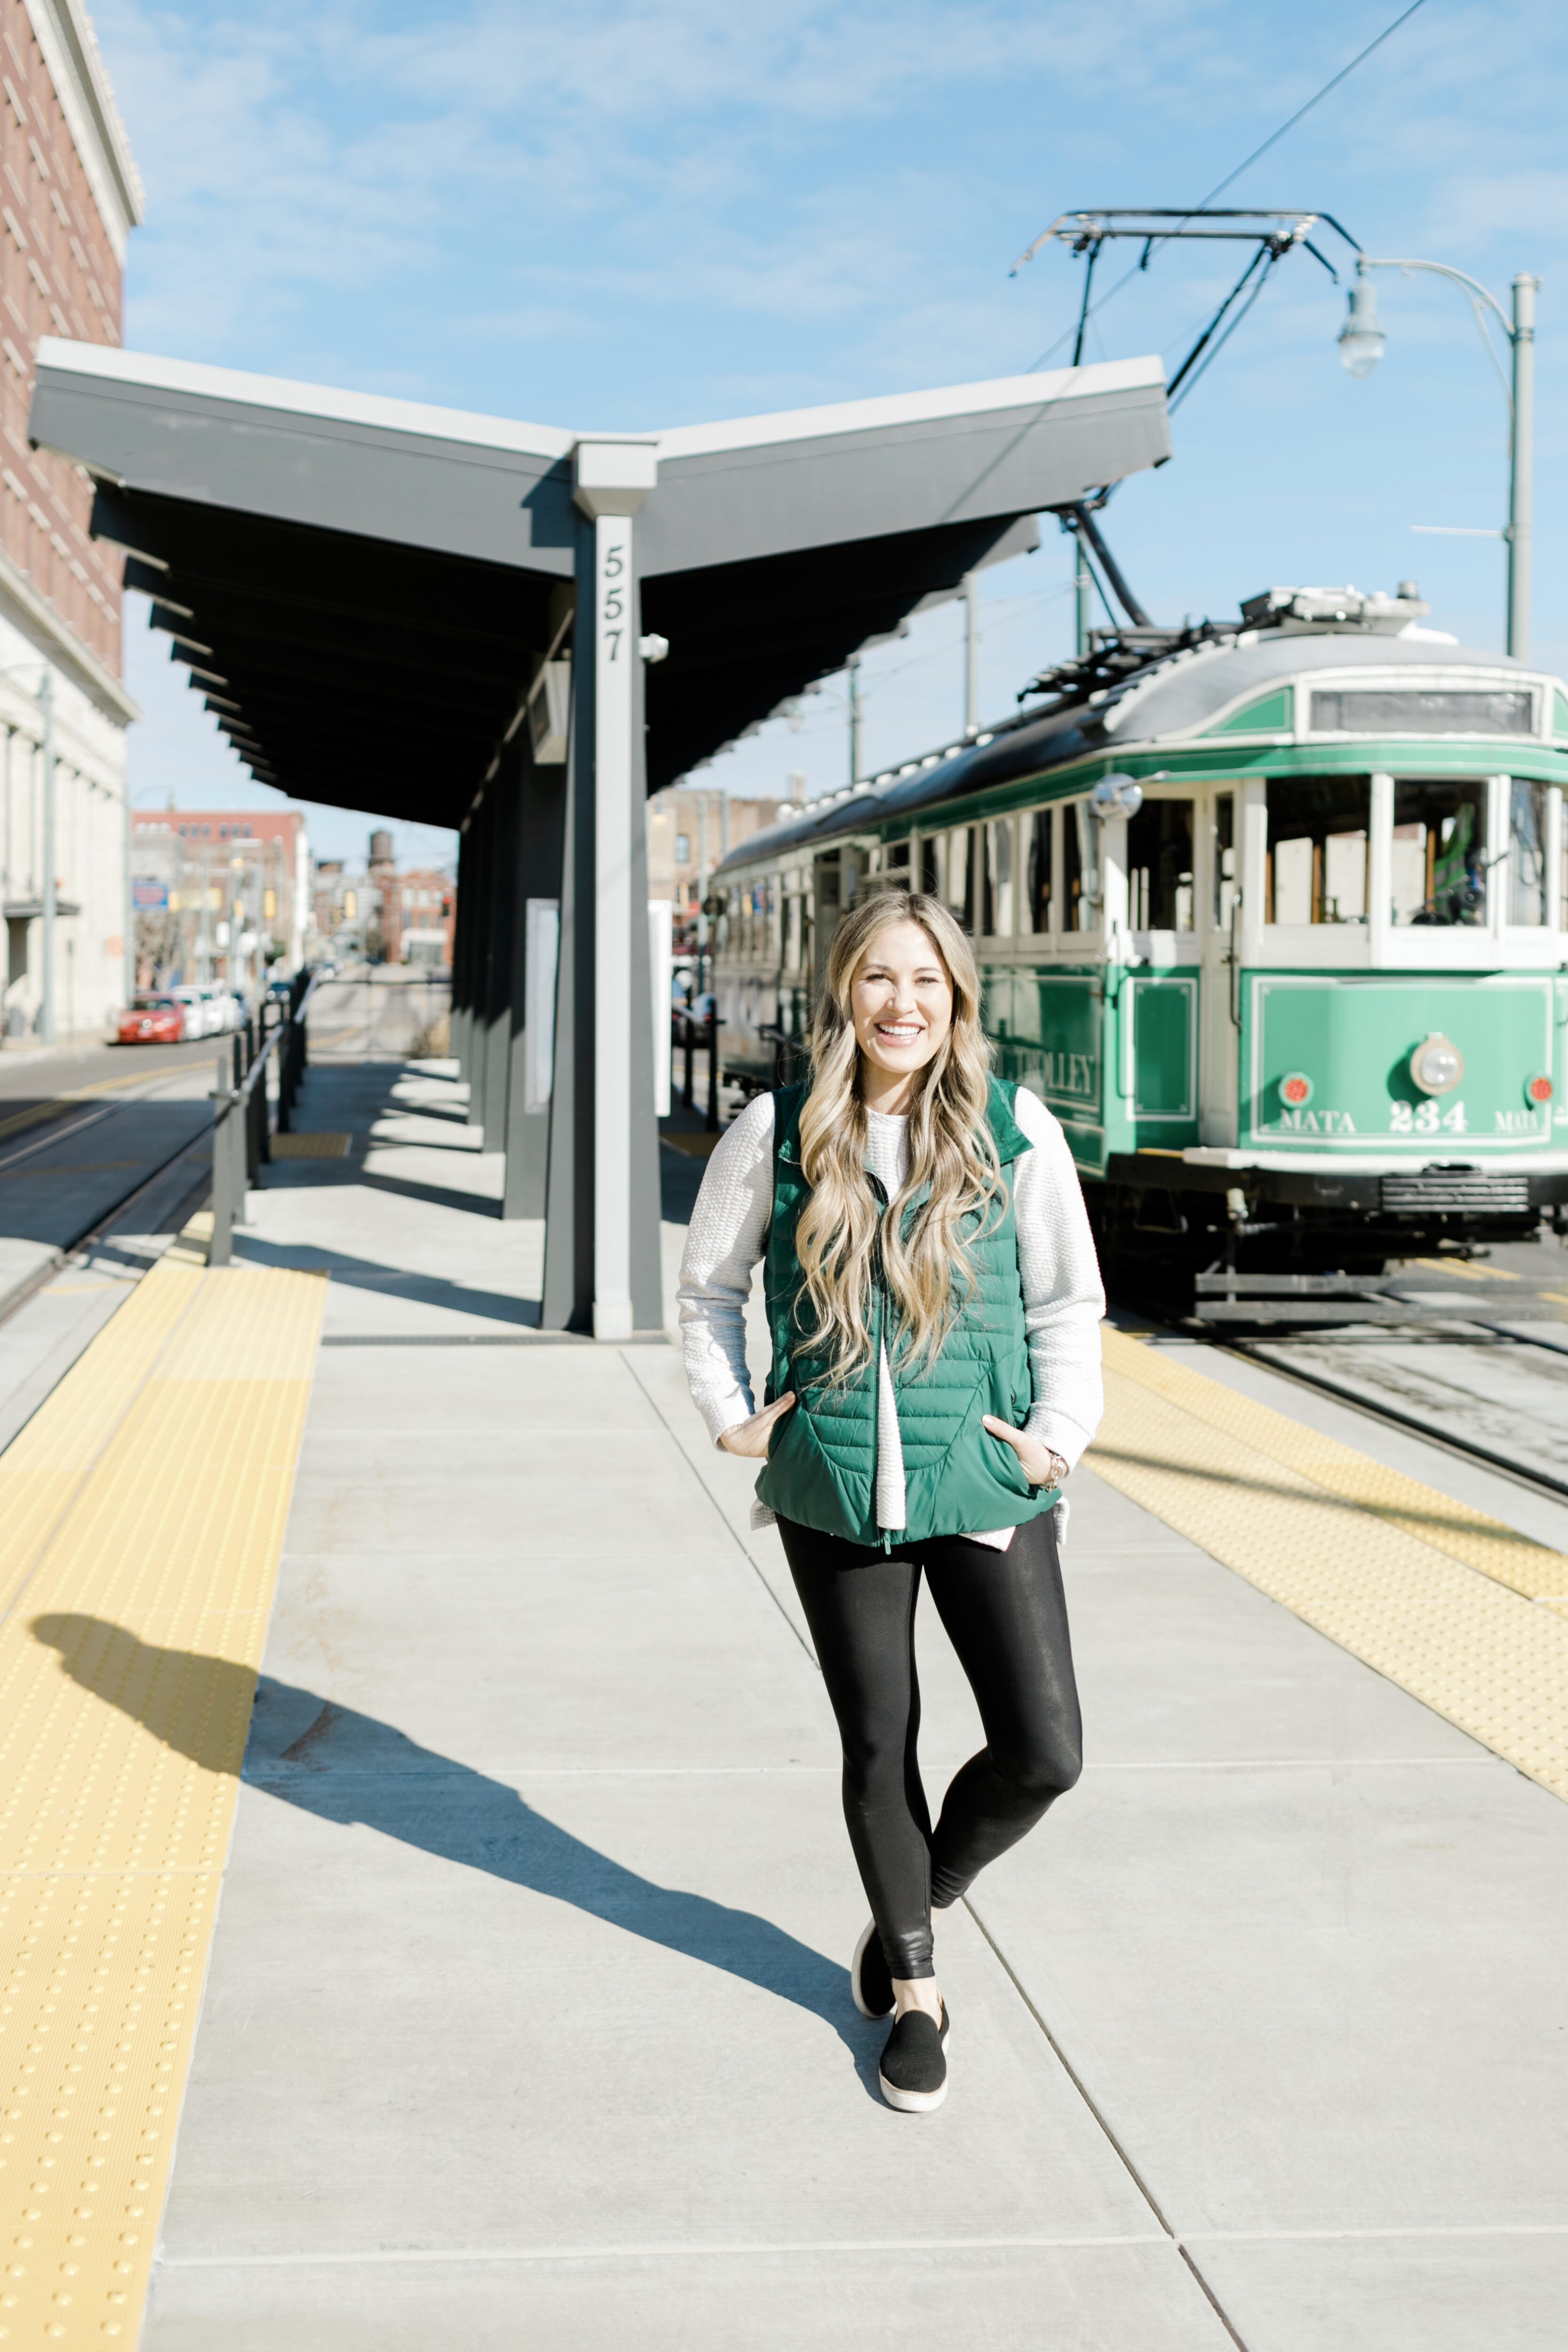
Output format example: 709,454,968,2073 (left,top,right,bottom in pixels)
1338,256,1537,660
963,571,979,736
